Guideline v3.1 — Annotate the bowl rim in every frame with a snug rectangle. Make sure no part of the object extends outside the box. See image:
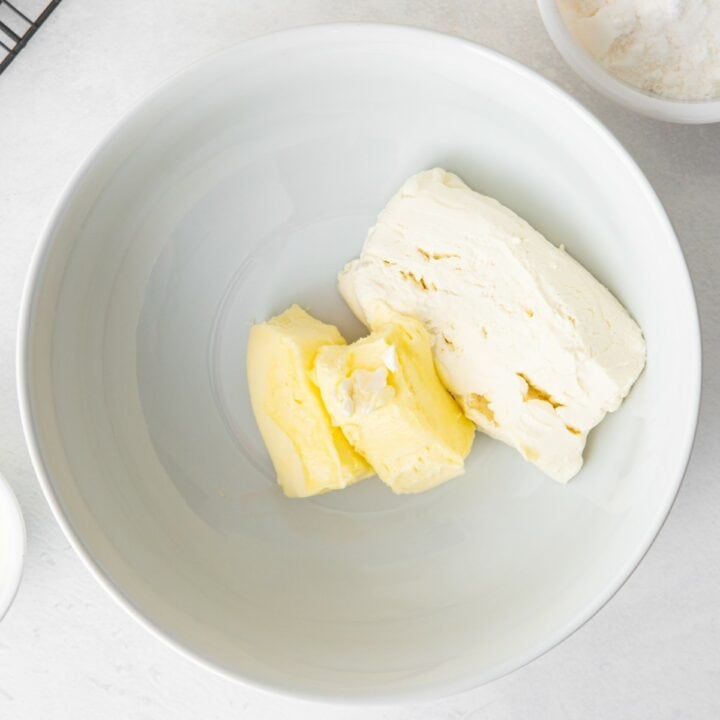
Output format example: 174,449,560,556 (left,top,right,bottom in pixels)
537,0,720,124
0,471,26,622
16,22,702,704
